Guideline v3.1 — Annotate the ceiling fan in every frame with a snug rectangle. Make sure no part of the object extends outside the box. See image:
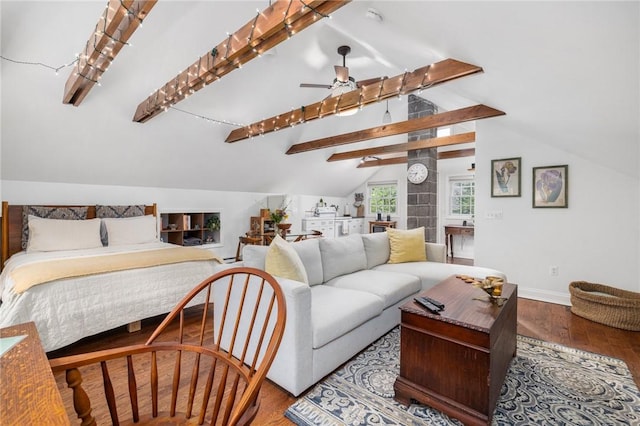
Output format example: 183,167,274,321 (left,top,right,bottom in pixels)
300,45,385,96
